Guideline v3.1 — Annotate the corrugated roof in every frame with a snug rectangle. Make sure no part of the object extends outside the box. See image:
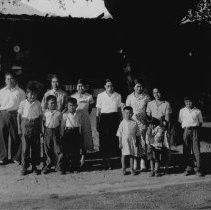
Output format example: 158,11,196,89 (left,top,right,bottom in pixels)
0,0,112,19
